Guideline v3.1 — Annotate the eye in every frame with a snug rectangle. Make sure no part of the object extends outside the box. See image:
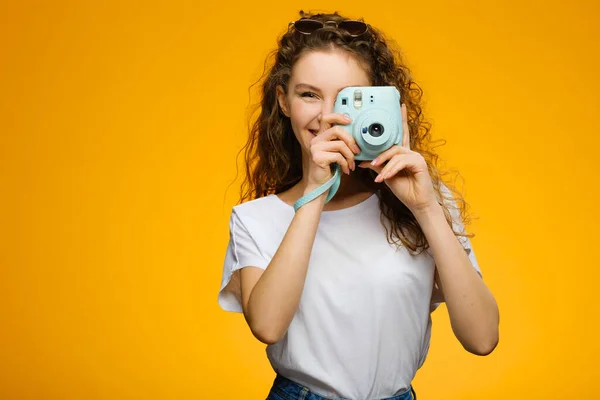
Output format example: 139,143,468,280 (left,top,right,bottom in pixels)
300,91,318,99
